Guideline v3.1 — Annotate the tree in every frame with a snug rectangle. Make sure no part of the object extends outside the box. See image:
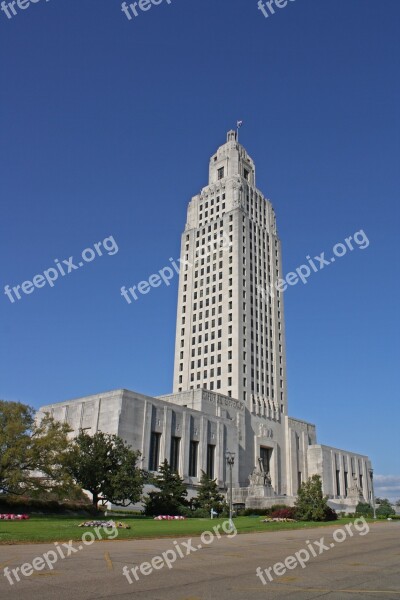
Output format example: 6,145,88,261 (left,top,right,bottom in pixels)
356,502,373,517
0,401,72,496
193,470,225,514
395,499,400,507
294,475,337,521
64,431,144,509
375,498,395,518
144,460,188,516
